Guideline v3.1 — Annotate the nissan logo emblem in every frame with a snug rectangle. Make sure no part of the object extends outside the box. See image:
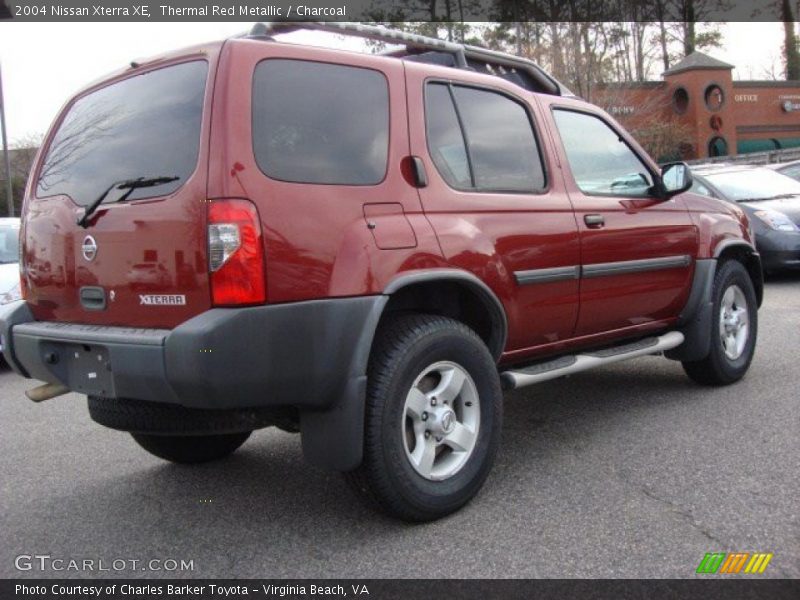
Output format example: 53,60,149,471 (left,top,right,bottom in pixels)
82,235,98,262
